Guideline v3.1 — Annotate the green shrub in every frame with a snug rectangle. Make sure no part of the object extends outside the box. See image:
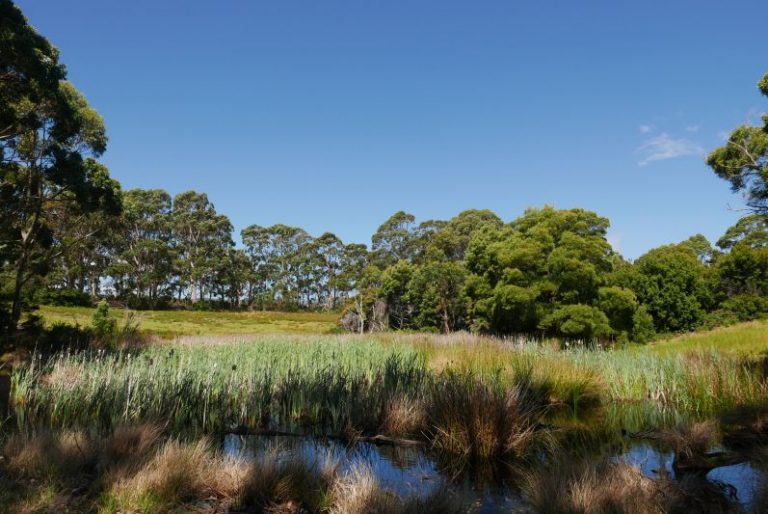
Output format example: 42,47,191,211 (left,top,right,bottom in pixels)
91,300,117,349
720,293,768,322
